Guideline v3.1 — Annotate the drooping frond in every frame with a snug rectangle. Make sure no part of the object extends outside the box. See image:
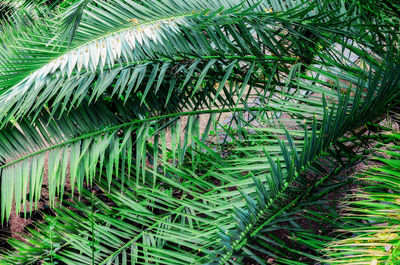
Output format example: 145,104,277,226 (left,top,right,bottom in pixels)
0,0,353,125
